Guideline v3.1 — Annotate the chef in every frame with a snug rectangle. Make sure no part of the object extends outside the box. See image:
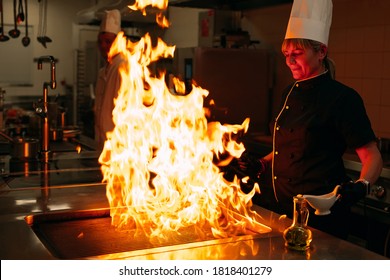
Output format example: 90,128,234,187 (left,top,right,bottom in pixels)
244,0,383,239
94,9,127,151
